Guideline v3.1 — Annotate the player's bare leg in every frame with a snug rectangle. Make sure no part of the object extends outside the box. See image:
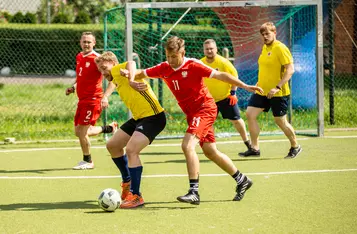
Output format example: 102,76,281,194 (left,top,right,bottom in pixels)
239,107,263,157
274,115,302,158
119,131,149,209
202,142,253,201
107,129,132,200
73,124,94,169
230,118,251,149
177,133,201,205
